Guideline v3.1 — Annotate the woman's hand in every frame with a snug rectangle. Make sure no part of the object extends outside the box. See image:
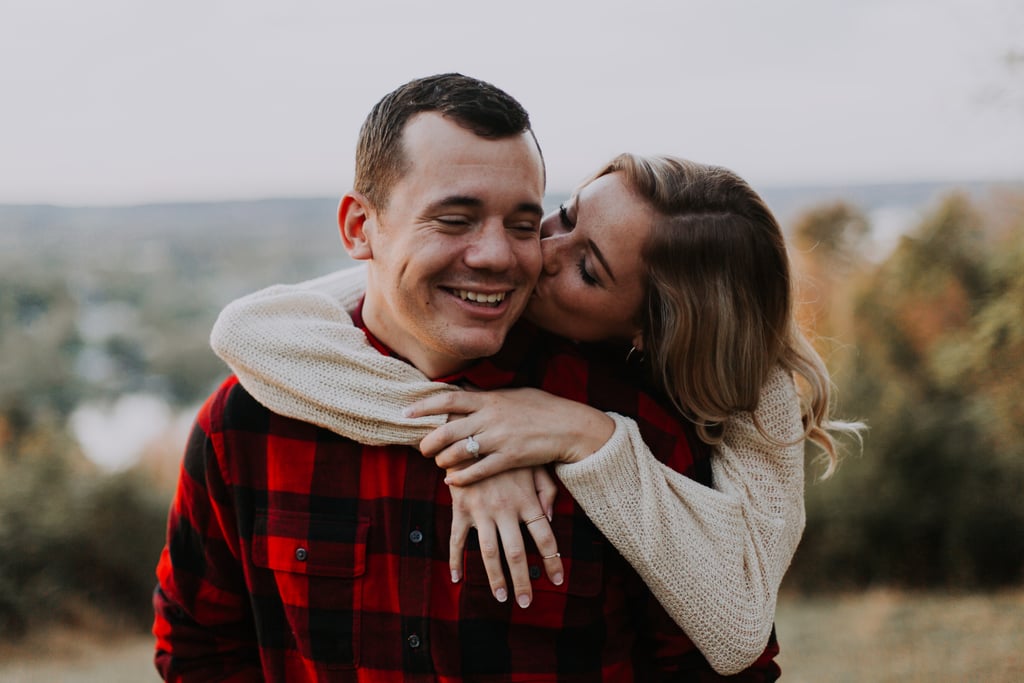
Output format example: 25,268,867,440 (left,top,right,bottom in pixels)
406,388,615,486
449,465,562,608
